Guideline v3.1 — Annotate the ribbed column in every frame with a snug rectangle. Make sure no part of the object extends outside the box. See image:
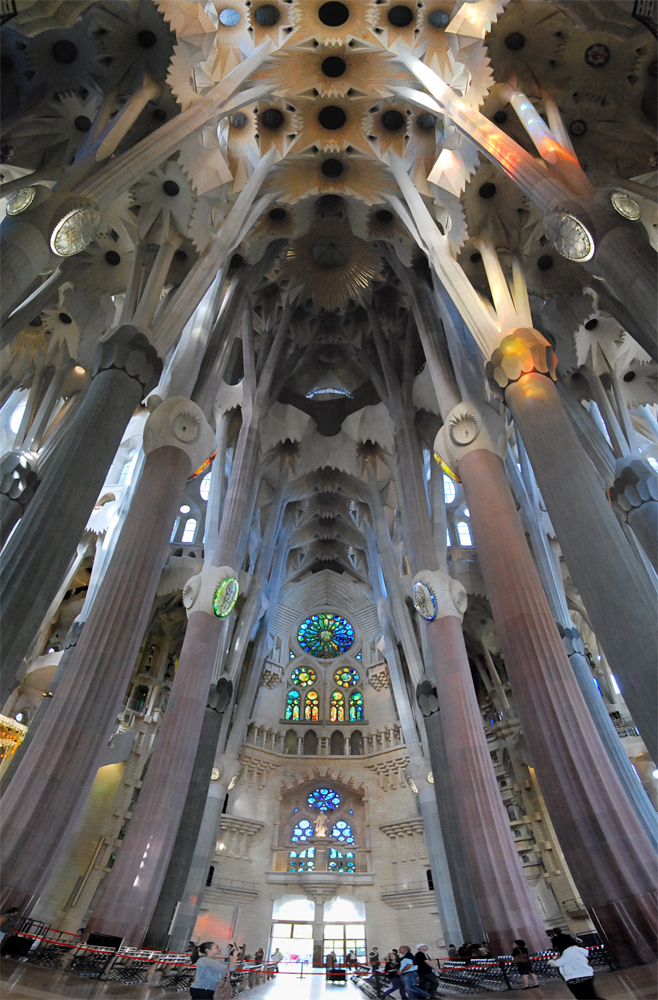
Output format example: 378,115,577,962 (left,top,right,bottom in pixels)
0,445,189,910
488,331,658,762
0,450,39,549
459,445,658,966
85,608,223,943
424,612,547,956
143,680,231,951
0,326,161,702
